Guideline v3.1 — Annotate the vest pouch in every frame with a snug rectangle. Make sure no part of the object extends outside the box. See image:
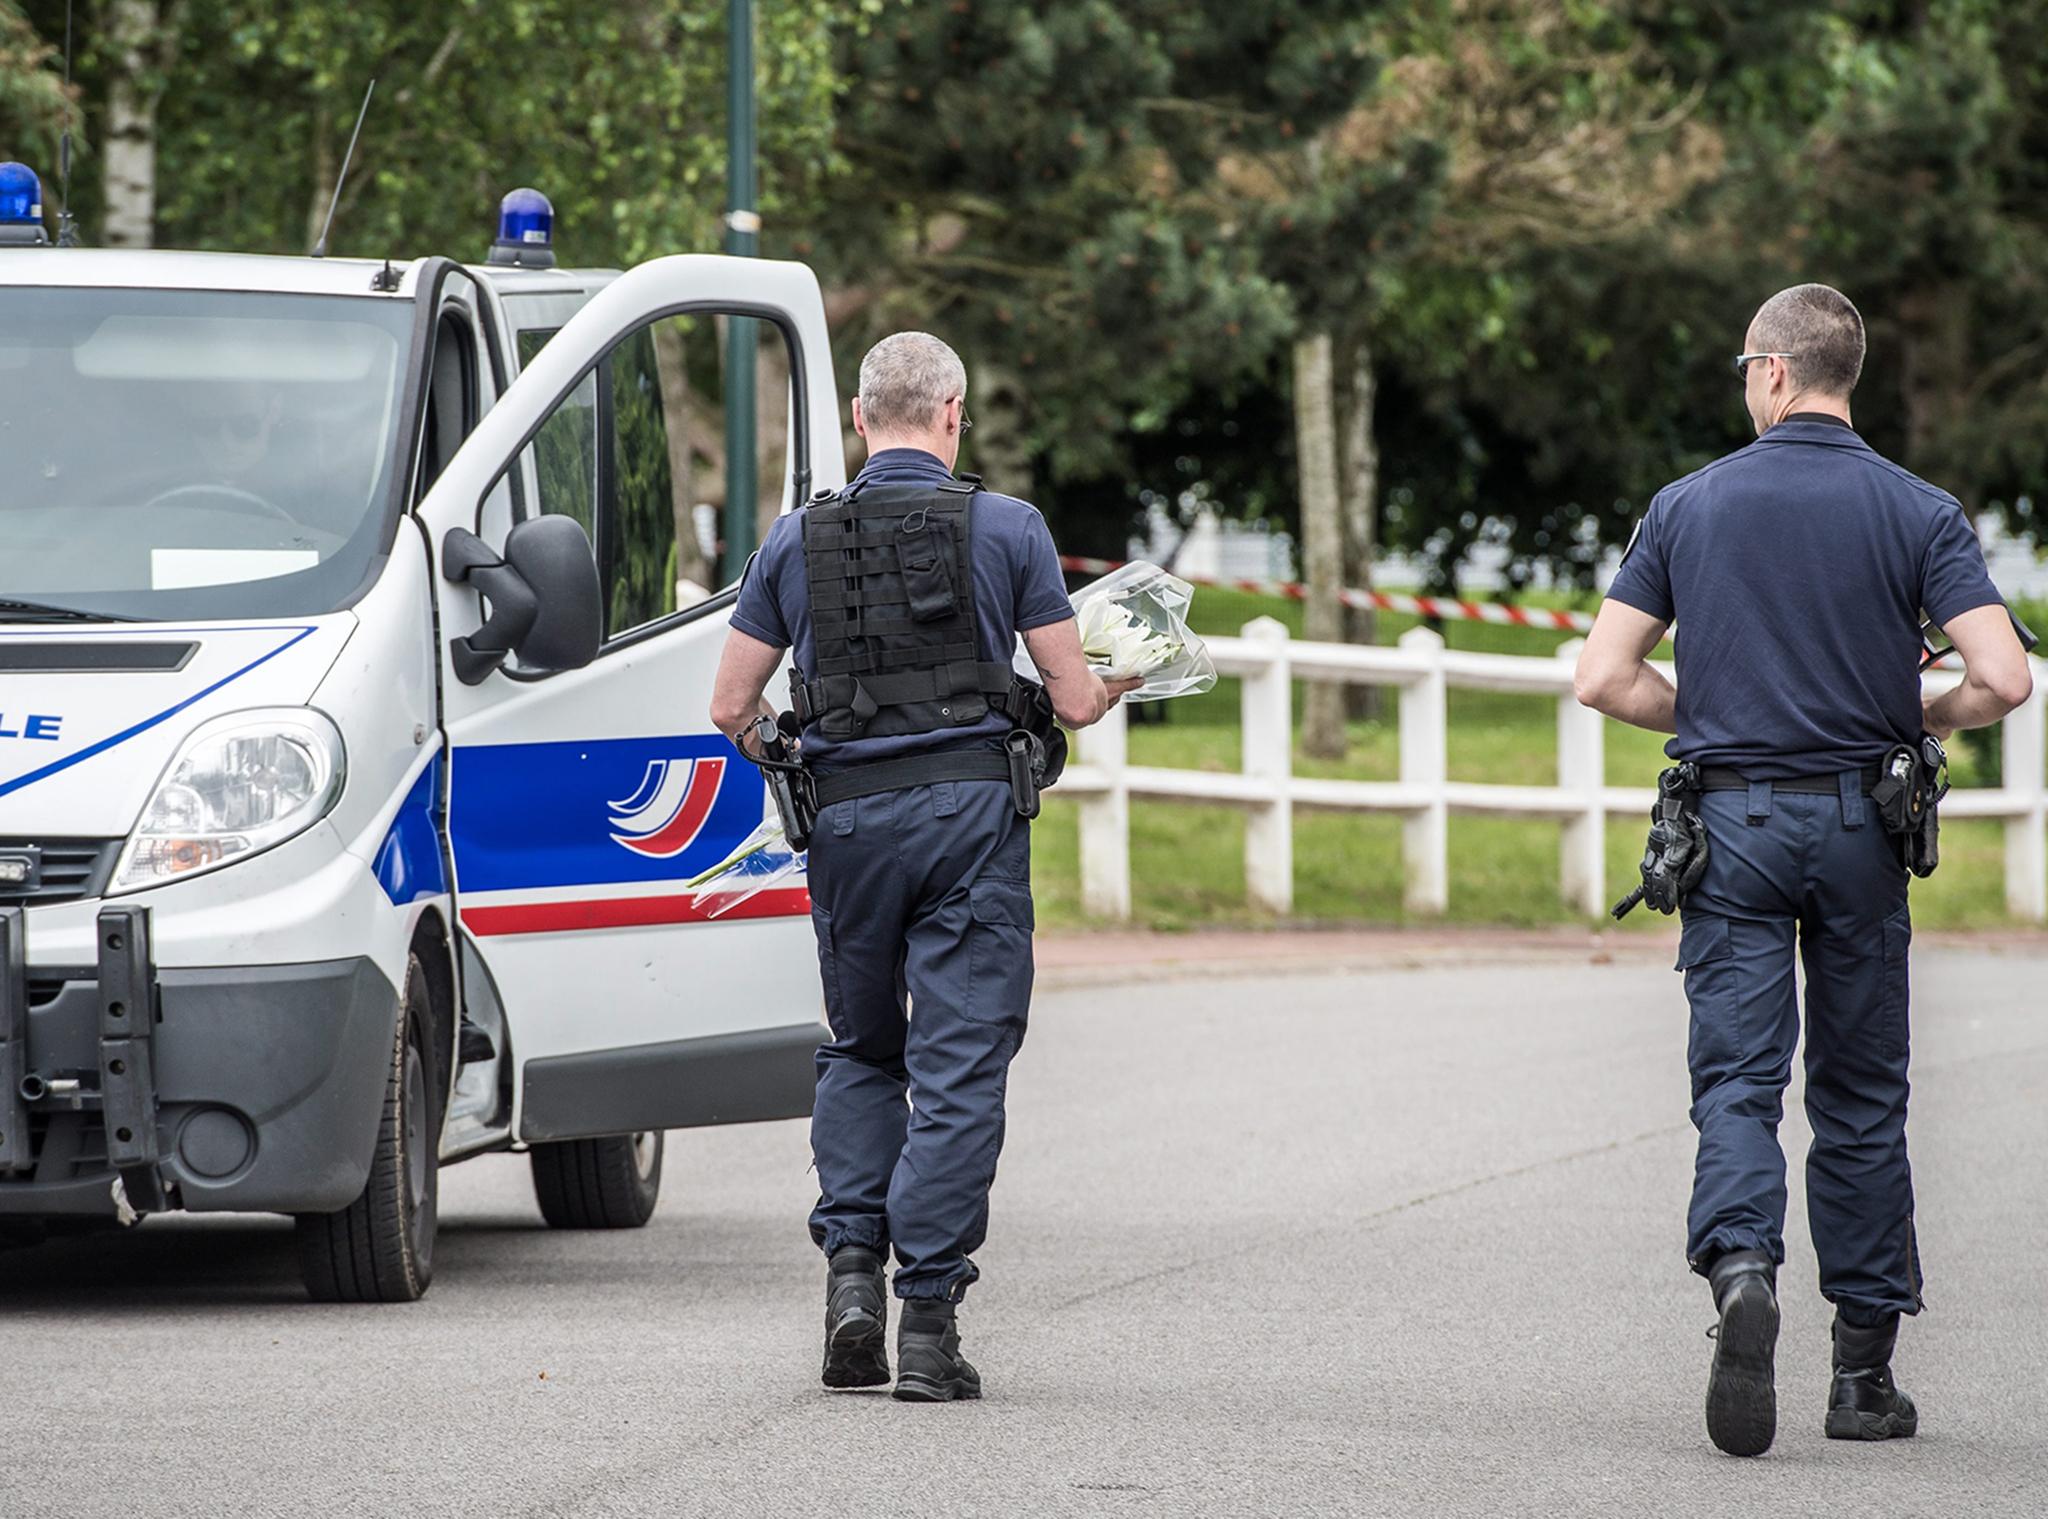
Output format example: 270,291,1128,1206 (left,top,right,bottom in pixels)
897,511,957,622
